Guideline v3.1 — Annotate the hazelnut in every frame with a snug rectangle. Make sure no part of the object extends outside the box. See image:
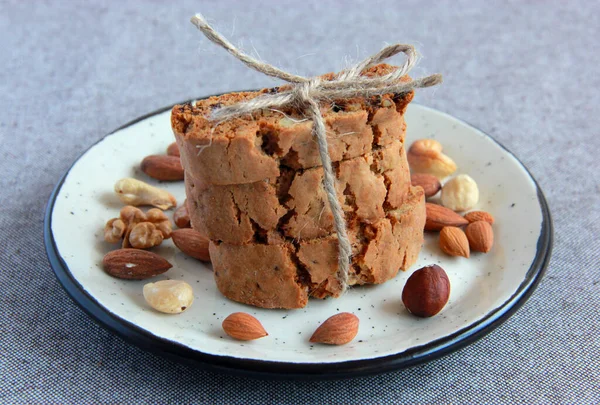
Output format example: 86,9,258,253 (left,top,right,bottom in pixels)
441,174,479,212
173,202,191,228
402,264,450,317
